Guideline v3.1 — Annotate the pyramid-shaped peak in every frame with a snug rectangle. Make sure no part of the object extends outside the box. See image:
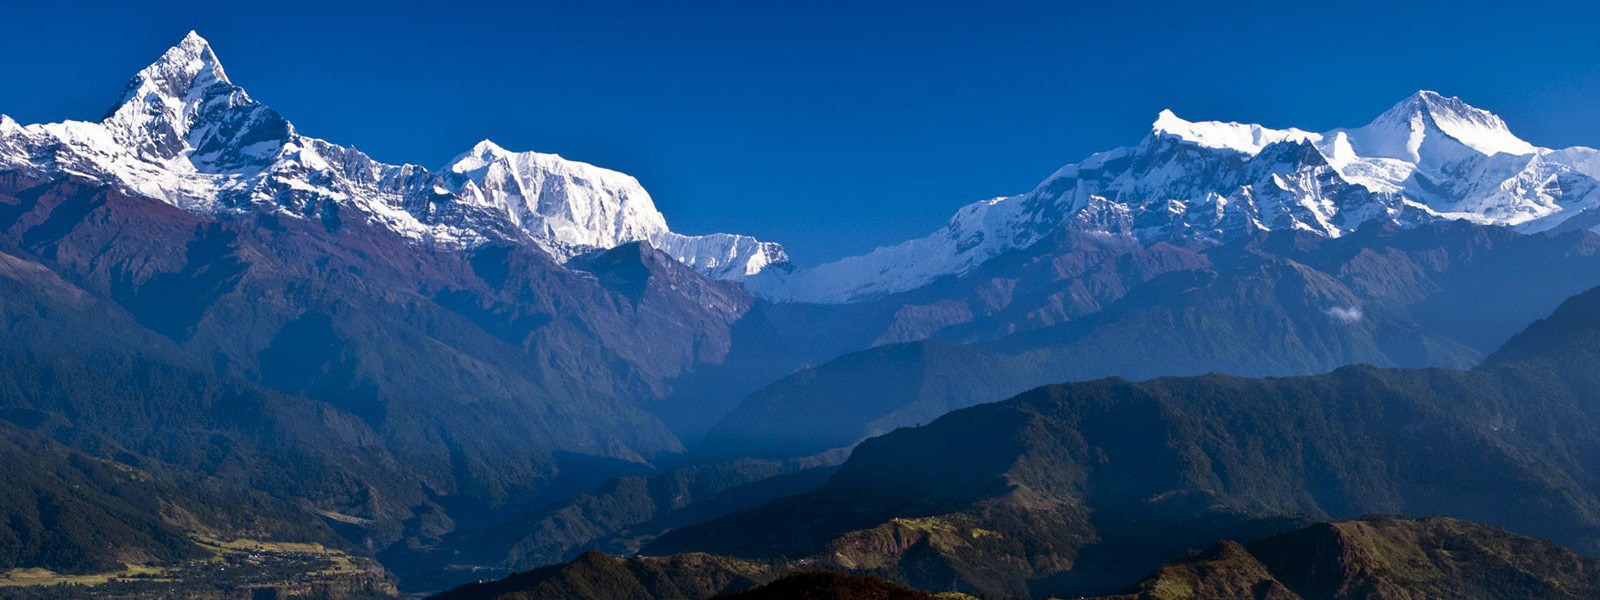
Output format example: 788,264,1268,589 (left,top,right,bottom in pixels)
102,31,239,123
1408,89,1450,104
470,139,508,156
141,31,229,88
1353,90,1535,158
179,30,210,47
98,31,277,162
1381,90,1498,123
